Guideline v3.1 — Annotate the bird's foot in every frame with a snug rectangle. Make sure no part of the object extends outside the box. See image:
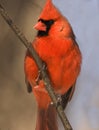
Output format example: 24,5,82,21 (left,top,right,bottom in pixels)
50,94,62,108
35,62,47,84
